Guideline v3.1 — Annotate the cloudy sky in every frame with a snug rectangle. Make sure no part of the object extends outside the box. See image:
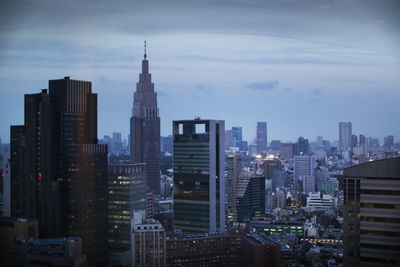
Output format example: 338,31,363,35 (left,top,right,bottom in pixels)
1,0,399,144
